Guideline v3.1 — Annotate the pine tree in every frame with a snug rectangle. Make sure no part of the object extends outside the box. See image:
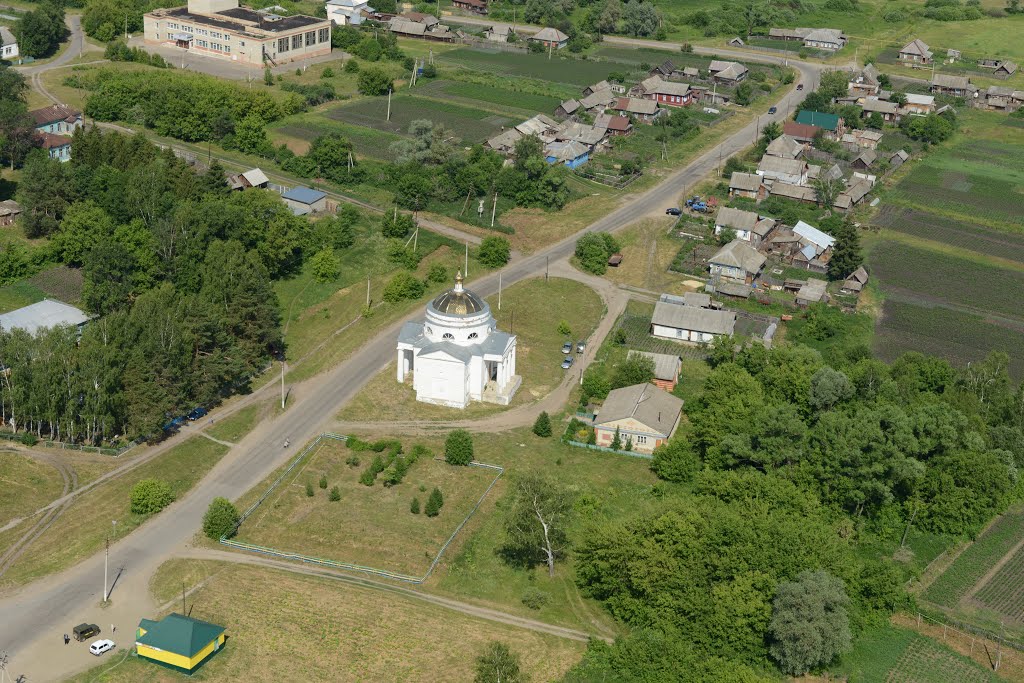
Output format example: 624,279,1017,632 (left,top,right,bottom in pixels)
410,497,421,514
532,411,552,437
425,487,444,517
305,481,314,497
610,427,622,450
329,486,341,502
319,474,328,489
